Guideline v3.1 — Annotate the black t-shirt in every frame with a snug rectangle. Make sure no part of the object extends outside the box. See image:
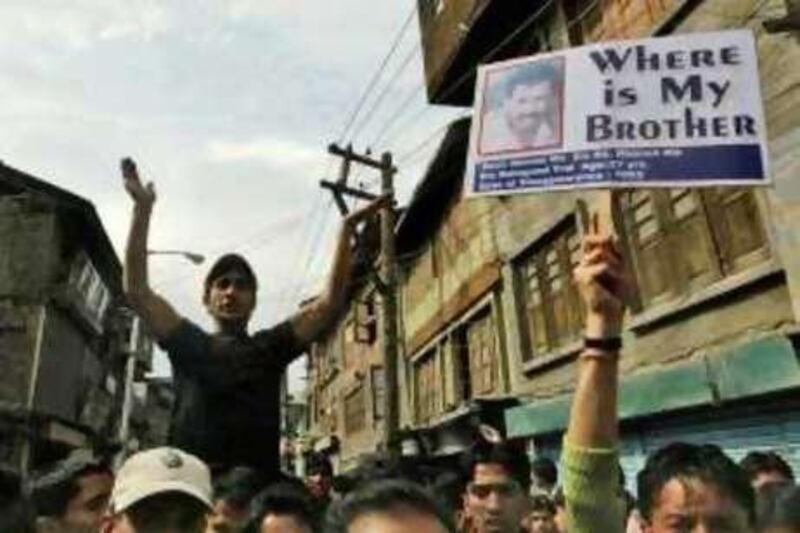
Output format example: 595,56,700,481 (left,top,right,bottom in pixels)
158,320,303,477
